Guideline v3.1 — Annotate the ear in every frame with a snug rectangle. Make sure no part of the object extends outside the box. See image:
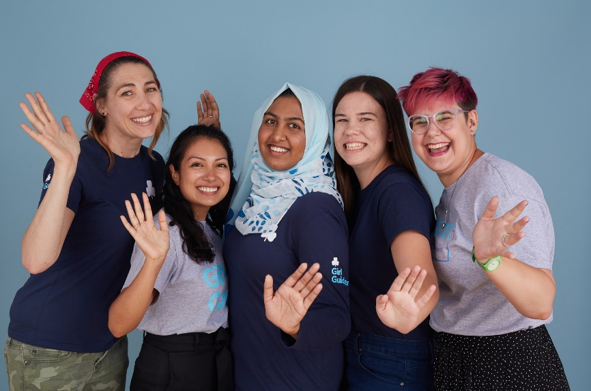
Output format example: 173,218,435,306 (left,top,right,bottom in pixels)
94,94,106,116
387,128,394,143
169,164,180,186
467,110,478,135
